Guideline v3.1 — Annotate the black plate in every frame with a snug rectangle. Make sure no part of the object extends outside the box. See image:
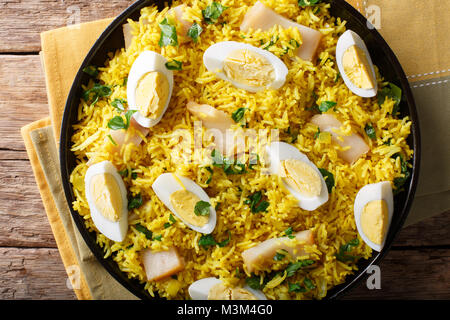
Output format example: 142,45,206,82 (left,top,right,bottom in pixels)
60,0,421,300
